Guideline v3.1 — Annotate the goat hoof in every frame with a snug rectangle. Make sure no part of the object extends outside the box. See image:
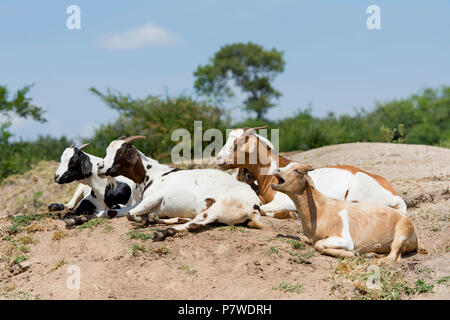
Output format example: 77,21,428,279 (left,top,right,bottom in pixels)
146,213,158,224
107,210,117,218
152,230,166,241
152,228,176,241
48,203,65,212
147,217,157,224
133,216,143,223
166,228,176,236
64,218,76,228
127,213,141,222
